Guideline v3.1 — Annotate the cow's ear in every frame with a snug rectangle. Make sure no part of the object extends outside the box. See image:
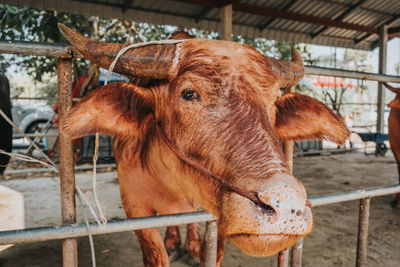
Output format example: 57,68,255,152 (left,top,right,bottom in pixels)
61,82,154,139
274,93,350,145
388,97,400,109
